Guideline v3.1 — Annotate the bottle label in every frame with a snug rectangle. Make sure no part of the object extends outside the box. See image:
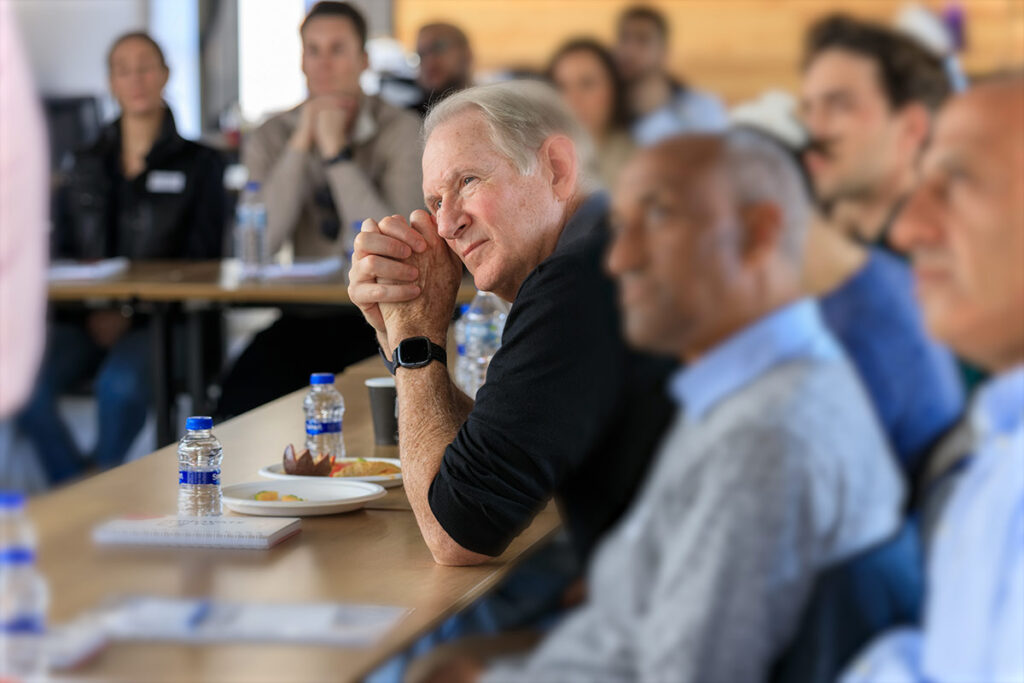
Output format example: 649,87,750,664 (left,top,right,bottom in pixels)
178,469,221,486
306,419,342,435
1,615,45,634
